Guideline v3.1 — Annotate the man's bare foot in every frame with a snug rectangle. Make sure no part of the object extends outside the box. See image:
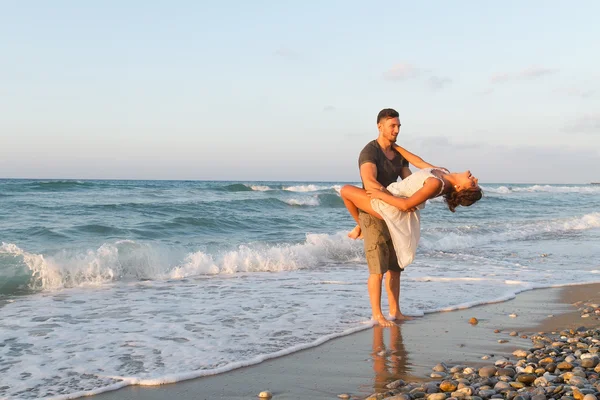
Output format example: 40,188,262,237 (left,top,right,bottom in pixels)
373,315,396,327
348,225,363,240
389,312,415,321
